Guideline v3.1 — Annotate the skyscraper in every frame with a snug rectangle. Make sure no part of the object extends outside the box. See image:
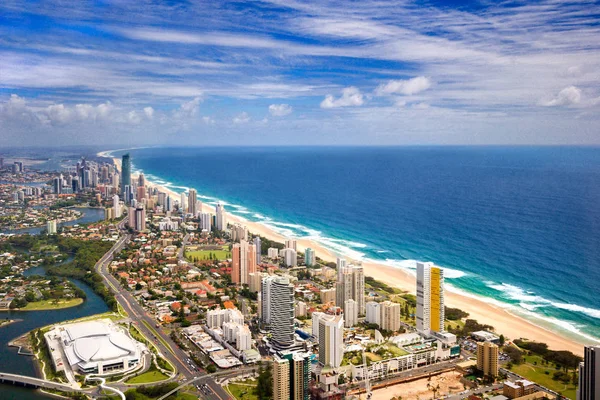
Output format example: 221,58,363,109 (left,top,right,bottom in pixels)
253,236,262,264
336,257,347,280
232,240,256,285
121,154,131,198
137,173,145,187
273,356,291,400
416,261,445,335
200,212,212,232
179,192,186,212
366,301,381,326
113,194,121,218
344,299,358,327
216,203,226,230
578,345,600,400
261,276,274,326
317,313,344,368
336,264,365,315
279,352,311,400
380,300,401,332
304,248,315,266
285,239,297,251
477,341,499,378
188,189,197,215
270,276,295,350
